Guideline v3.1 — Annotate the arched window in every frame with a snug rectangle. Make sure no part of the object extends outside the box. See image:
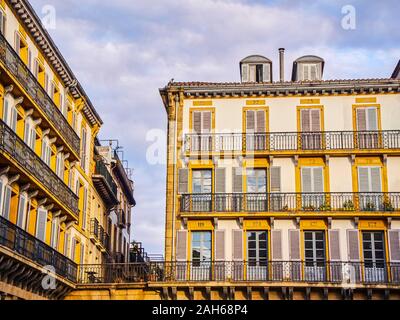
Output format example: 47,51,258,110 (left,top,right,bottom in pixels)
17,191,29,229
0,175,12,220
41,136,51,166
24,116,37,150
3,93,17,131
